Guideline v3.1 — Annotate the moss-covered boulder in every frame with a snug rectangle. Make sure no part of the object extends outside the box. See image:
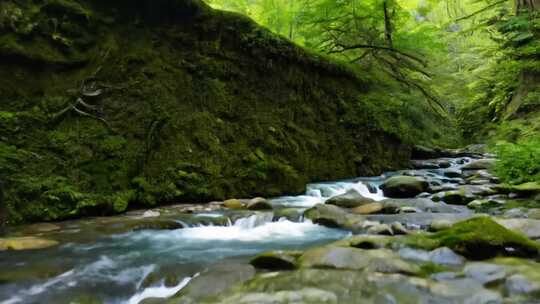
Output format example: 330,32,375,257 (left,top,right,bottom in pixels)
405,217,540,260
380,176,429,198
496,182,540,196
325,189,374,208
